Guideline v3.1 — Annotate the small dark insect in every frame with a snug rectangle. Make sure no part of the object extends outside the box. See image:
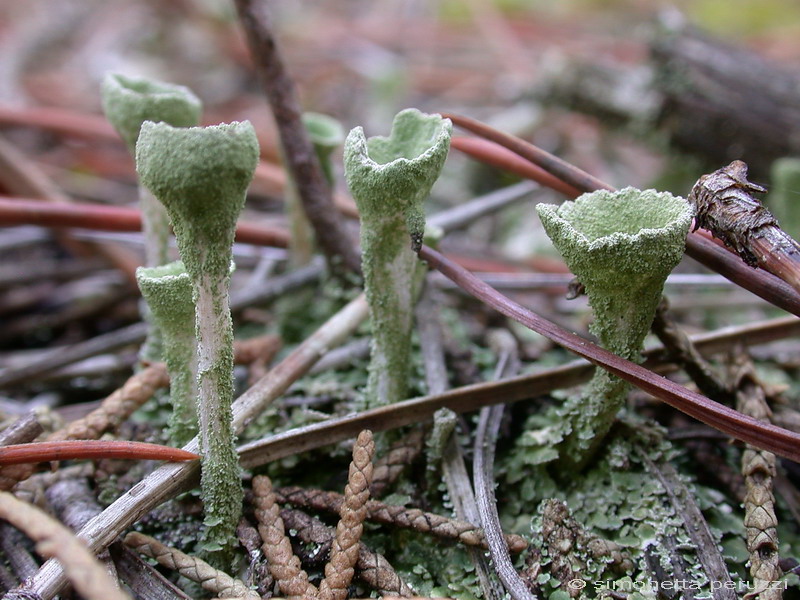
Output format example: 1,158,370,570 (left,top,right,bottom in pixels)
0,440,200,466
